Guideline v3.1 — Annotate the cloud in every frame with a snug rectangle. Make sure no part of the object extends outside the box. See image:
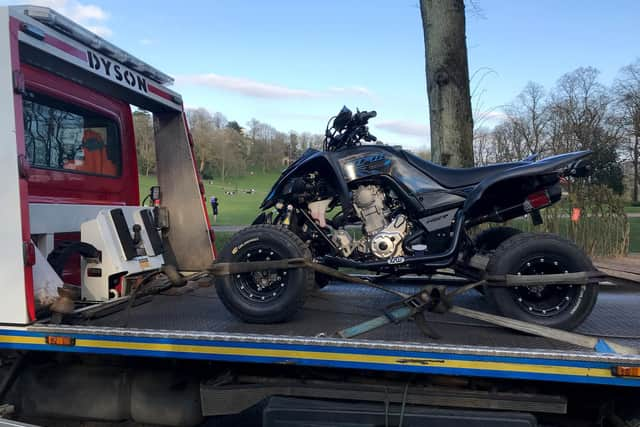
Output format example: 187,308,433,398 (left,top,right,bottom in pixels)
374,119,429,137
28,0,112,38
177,73,316,99
68,3,107,21
476,110,508,121
85,24,112,38
328,86,374,97
175,73,374,100
269,112,330,121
